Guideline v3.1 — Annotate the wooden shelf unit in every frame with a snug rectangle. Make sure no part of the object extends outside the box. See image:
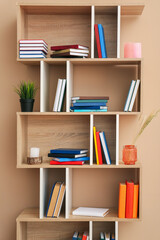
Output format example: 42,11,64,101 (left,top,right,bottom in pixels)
16,3,144,240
